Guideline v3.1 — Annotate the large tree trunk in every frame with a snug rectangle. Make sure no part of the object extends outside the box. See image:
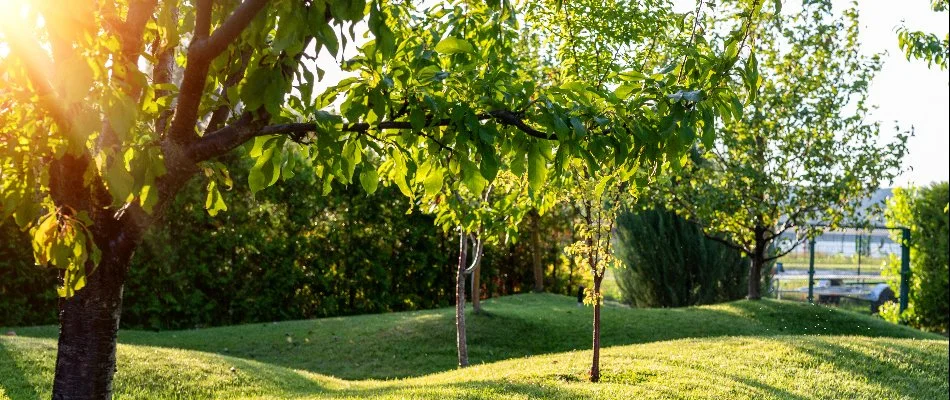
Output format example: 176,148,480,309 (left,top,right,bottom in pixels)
747,228,767,300
455,231,469,367
748,256,762,300
589,275,603,383
52,217,142,399
530,210,544,292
